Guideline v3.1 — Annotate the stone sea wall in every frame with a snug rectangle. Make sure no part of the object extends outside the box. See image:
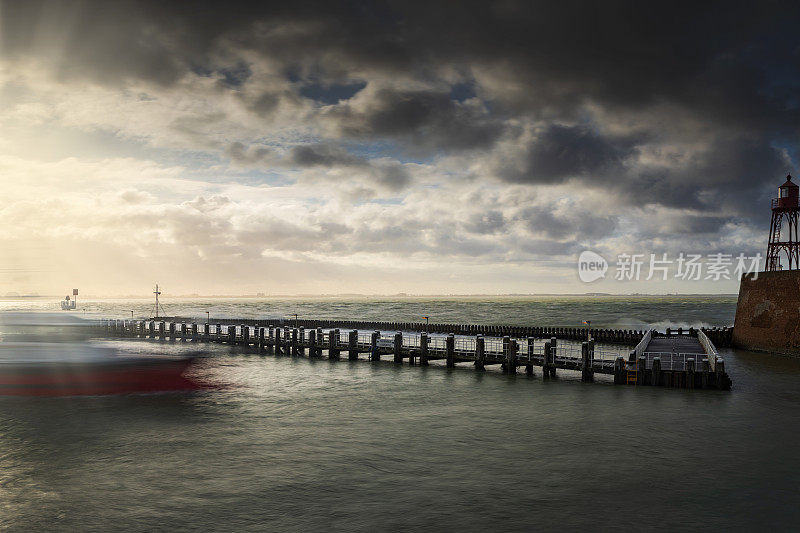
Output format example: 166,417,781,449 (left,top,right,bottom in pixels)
733,270,800,356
